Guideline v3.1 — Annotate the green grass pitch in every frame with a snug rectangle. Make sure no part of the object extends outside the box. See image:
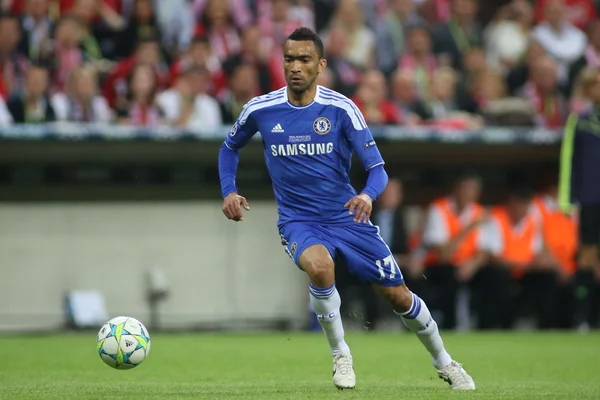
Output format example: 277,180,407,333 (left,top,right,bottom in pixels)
1,332,599,399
